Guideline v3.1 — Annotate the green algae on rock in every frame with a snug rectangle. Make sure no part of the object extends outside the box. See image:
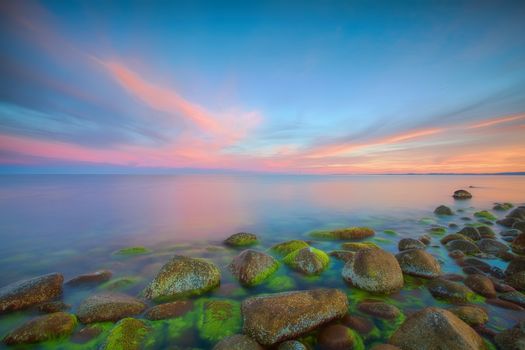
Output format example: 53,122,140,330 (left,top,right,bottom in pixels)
445,240,481,255
142,255,220,301
101,318,149,350
99,277,141,291
242,288,348,345
0,273,64,314
283,247,330,275
265,275,296,292
474,210,497,221
341,241,380,252
197,299,241,342
2,312,77,345
390,307,486,350
397,238,425,251
113,246,151,256
342,249,404,294
76,293,146,324
271,240,310,256
224,232,259,247
493,202,513,211
310,227,375,240
395,249,441,278
213,334,264,350
228,249,279,286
